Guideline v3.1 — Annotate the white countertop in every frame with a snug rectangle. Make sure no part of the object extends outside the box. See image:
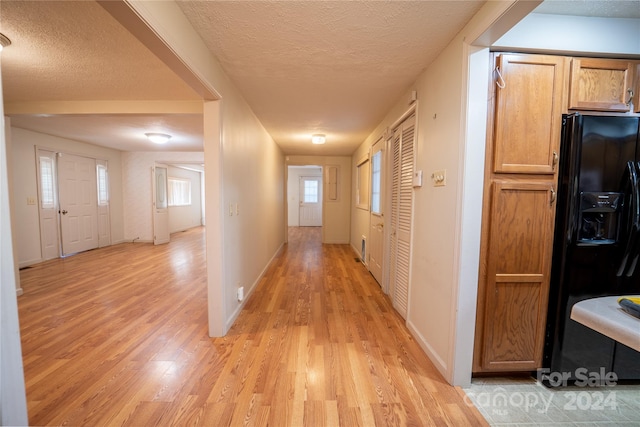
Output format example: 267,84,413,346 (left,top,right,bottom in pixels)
571,296,640,352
